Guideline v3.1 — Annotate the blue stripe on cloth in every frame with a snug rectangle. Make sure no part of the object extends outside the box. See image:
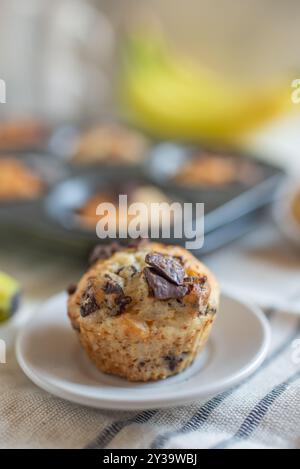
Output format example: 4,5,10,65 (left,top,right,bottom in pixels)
85,409,158,449
151,391,231,449
213,370,300,449
151,318,300,449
